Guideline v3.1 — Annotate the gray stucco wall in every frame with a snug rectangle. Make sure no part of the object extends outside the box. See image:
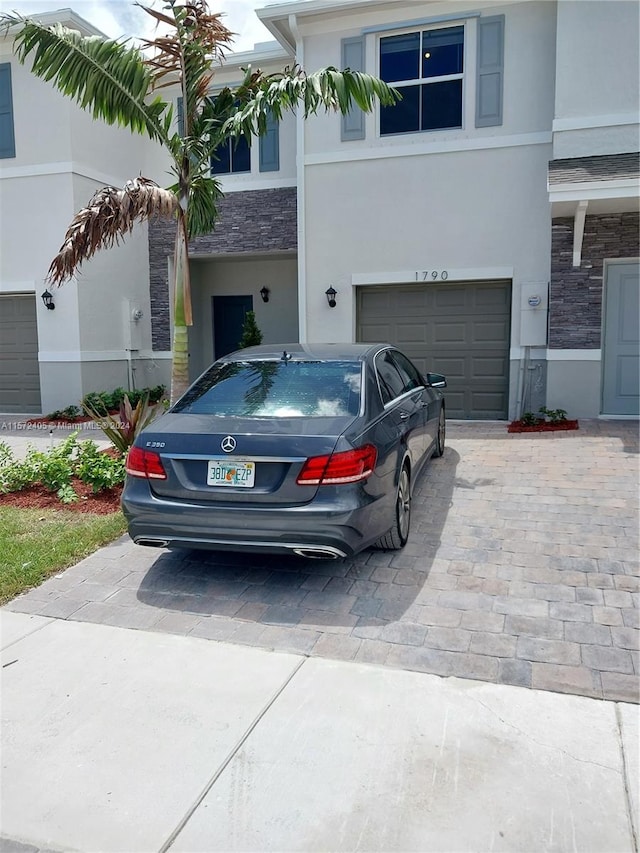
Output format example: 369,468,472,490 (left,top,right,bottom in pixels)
149,187,297,350
549,211,639,349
